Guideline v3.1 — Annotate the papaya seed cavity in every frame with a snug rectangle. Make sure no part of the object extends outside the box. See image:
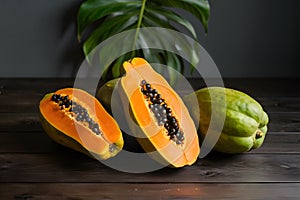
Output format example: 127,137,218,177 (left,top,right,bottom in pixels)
140,80,185,145
51,93,103,136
